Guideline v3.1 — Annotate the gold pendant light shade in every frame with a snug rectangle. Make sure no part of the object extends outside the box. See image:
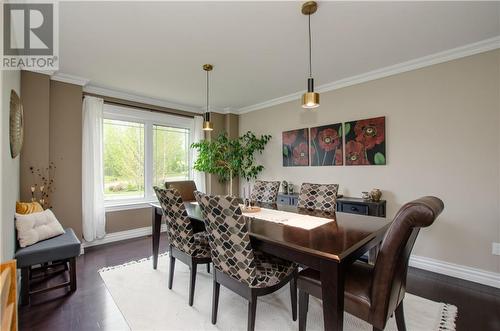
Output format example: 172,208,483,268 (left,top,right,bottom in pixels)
302,91,319,109
203,120,213,131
